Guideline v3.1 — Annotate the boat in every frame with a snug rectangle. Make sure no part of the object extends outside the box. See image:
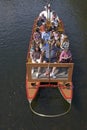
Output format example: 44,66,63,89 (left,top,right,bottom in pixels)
26,4,74,117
